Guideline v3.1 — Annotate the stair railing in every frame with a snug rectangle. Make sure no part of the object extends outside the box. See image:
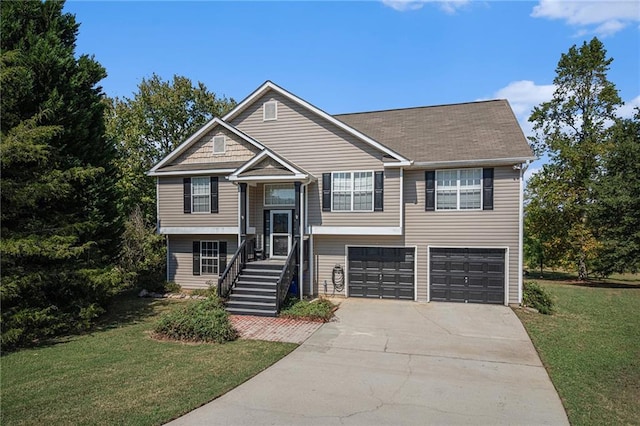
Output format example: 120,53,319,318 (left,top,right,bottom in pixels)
275,240,299,313
218,239,247,298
